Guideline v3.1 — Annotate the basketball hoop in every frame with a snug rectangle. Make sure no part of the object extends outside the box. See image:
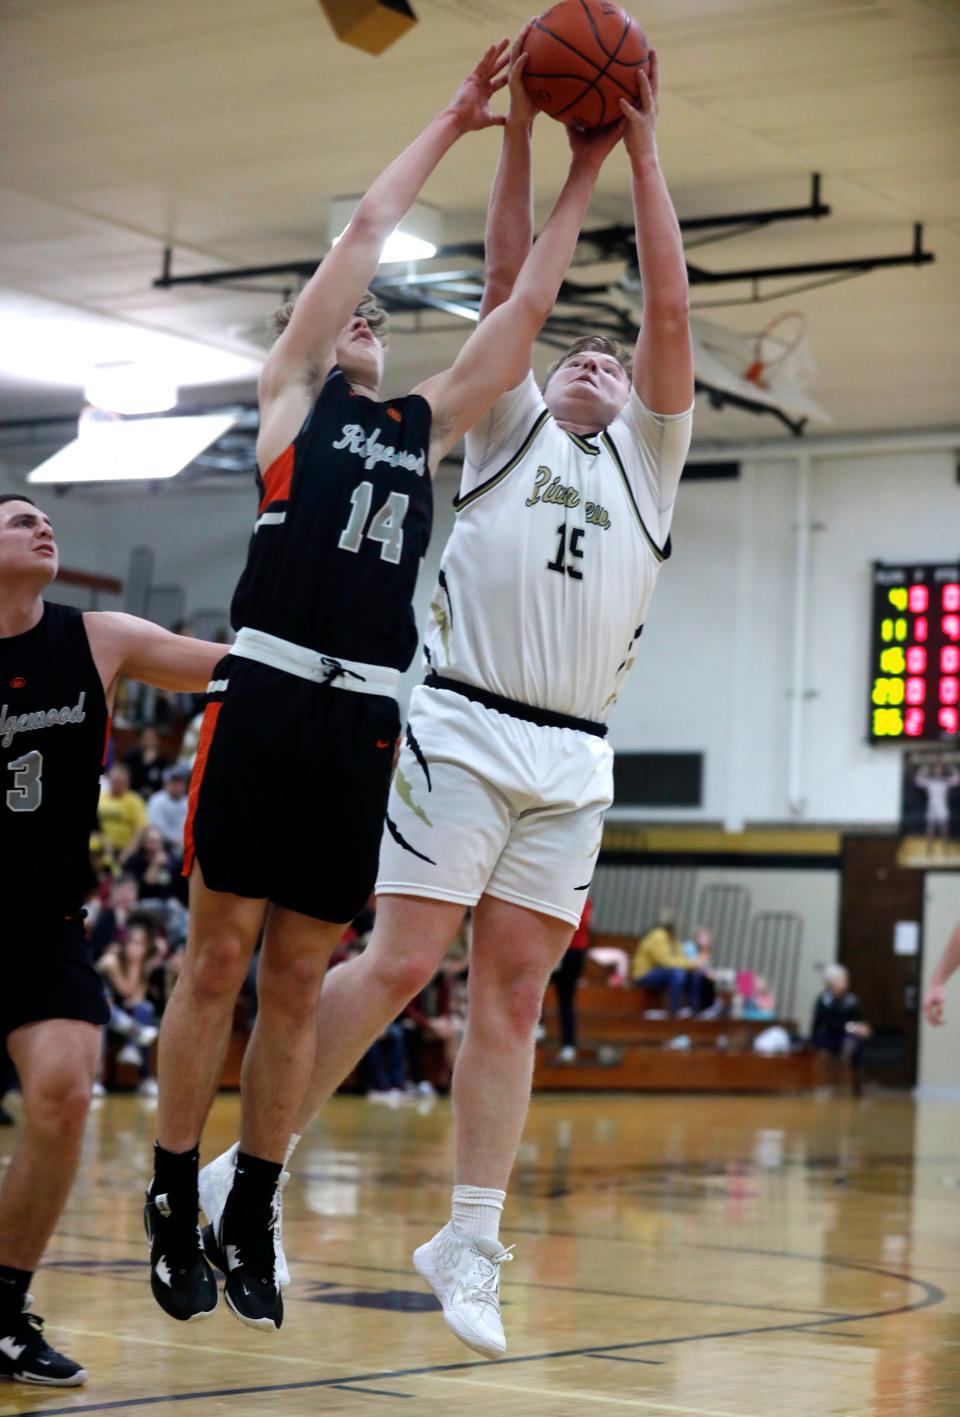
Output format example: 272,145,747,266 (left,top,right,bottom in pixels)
742,310,810,390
